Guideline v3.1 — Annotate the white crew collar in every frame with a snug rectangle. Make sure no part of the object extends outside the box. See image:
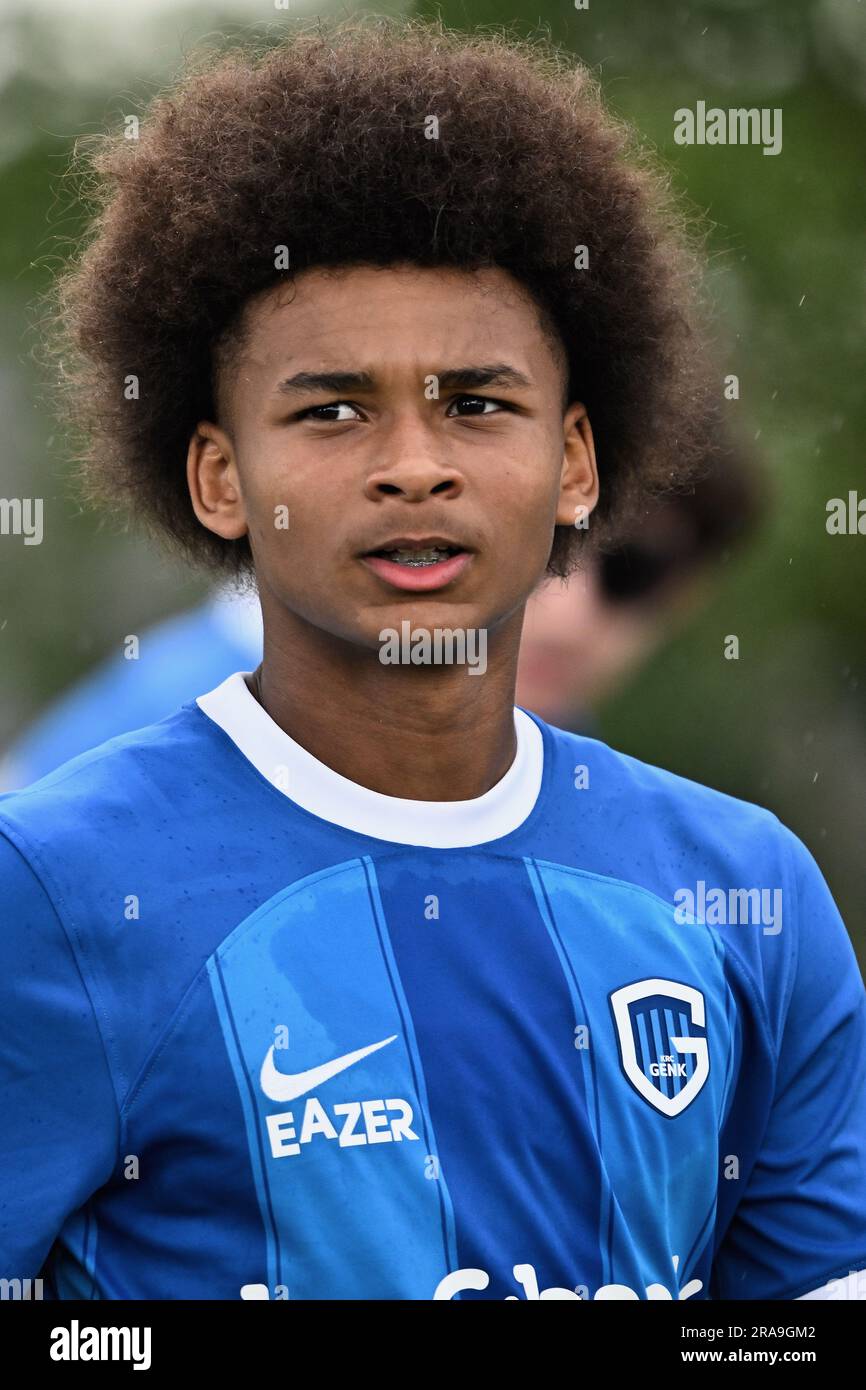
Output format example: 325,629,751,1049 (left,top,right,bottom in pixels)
196,671,544,848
